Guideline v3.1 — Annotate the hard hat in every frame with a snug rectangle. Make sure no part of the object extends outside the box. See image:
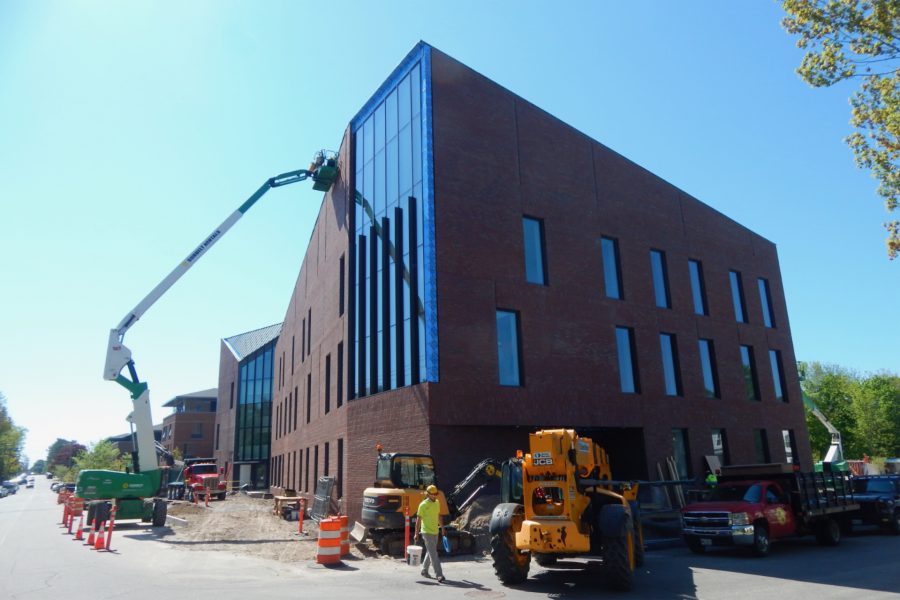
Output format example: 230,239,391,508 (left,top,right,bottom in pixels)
426,484,438,495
